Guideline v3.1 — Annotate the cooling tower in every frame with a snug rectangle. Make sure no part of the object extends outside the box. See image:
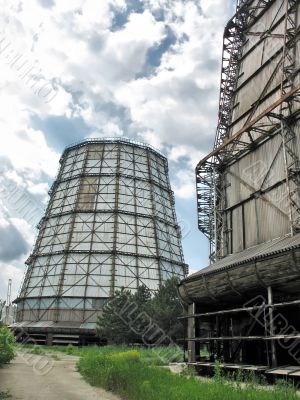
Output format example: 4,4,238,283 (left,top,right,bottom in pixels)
180,0,300,369
13,138,187,344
